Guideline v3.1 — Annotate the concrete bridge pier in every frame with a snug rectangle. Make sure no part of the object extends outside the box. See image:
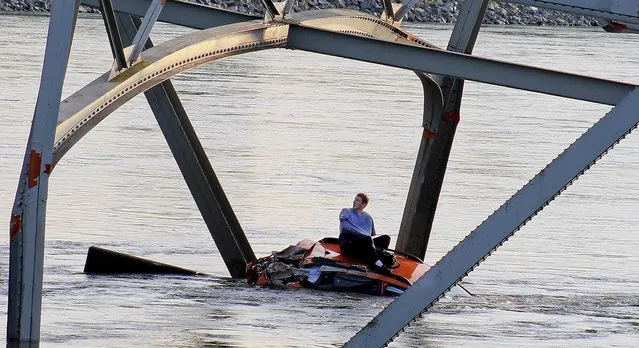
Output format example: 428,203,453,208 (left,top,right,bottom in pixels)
114,12,256,278
396,0,490,260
